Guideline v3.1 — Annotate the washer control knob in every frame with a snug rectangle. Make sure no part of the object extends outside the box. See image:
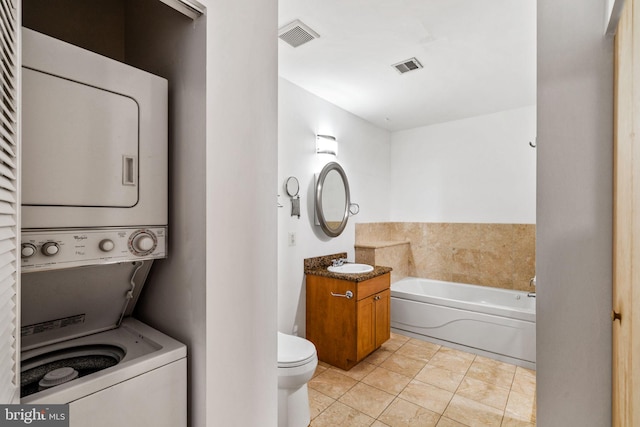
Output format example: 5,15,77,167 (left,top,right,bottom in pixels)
99,239,115,252
21,243,37,258
42,242,60,256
